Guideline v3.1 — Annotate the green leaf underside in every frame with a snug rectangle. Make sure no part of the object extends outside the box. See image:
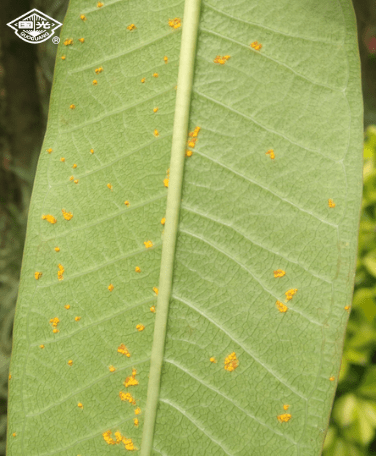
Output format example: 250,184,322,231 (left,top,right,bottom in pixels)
7,0,363,455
